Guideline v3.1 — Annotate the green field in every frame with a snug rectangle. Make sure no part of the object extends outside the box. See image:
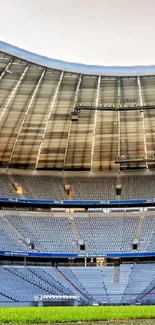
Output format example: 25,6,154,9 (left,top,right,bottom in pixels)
0,306,155,323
